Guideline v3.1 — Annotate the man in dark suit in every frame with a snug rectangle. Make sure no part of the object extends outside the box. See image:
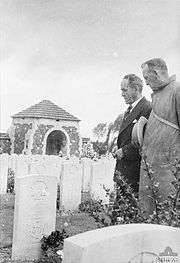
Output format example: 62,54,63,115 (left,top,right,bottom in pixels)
113,74,151,193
